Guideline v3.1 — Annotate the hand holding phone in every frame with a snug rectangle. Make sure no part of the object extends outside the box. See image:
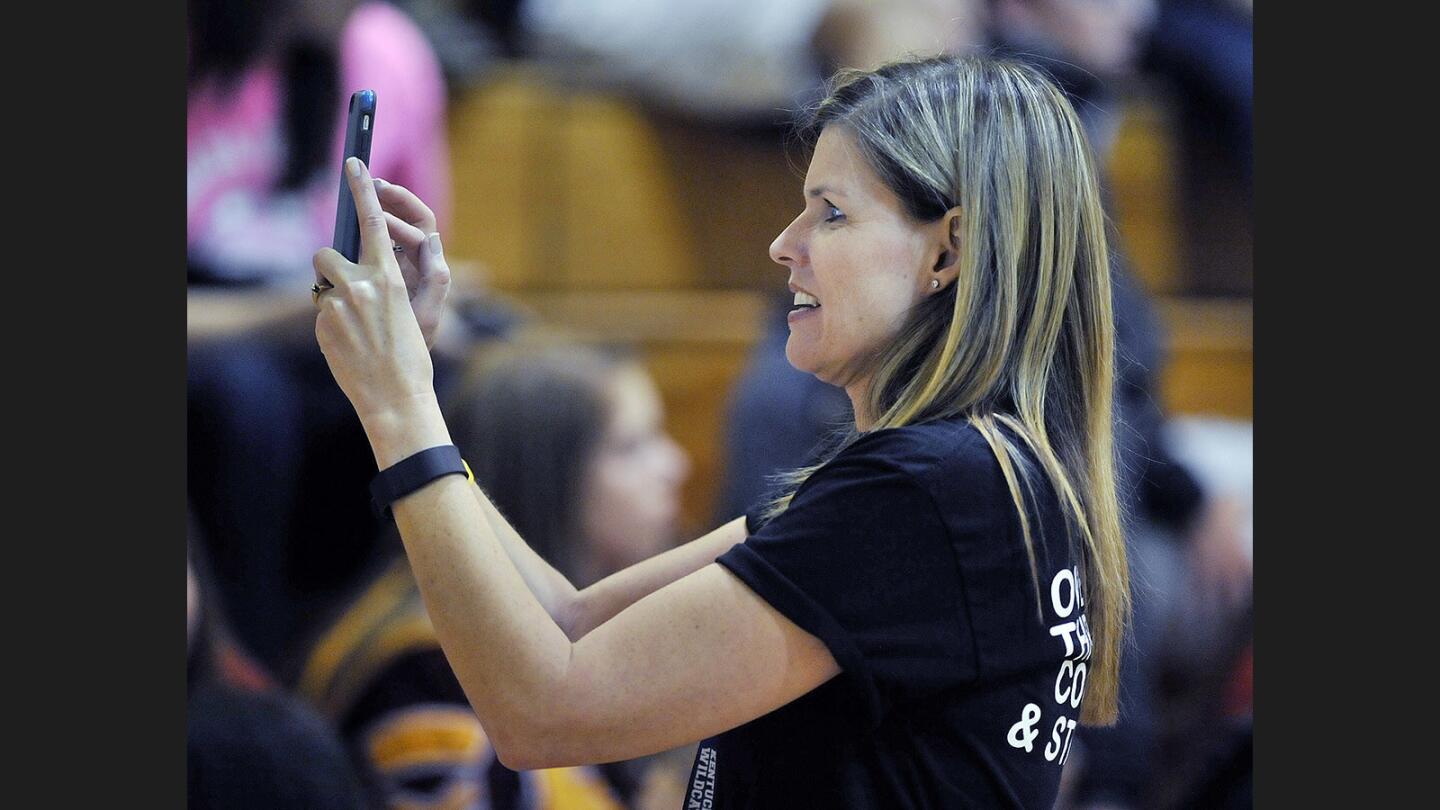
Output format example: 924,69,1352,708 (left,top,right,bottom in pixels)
321,89,453,349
